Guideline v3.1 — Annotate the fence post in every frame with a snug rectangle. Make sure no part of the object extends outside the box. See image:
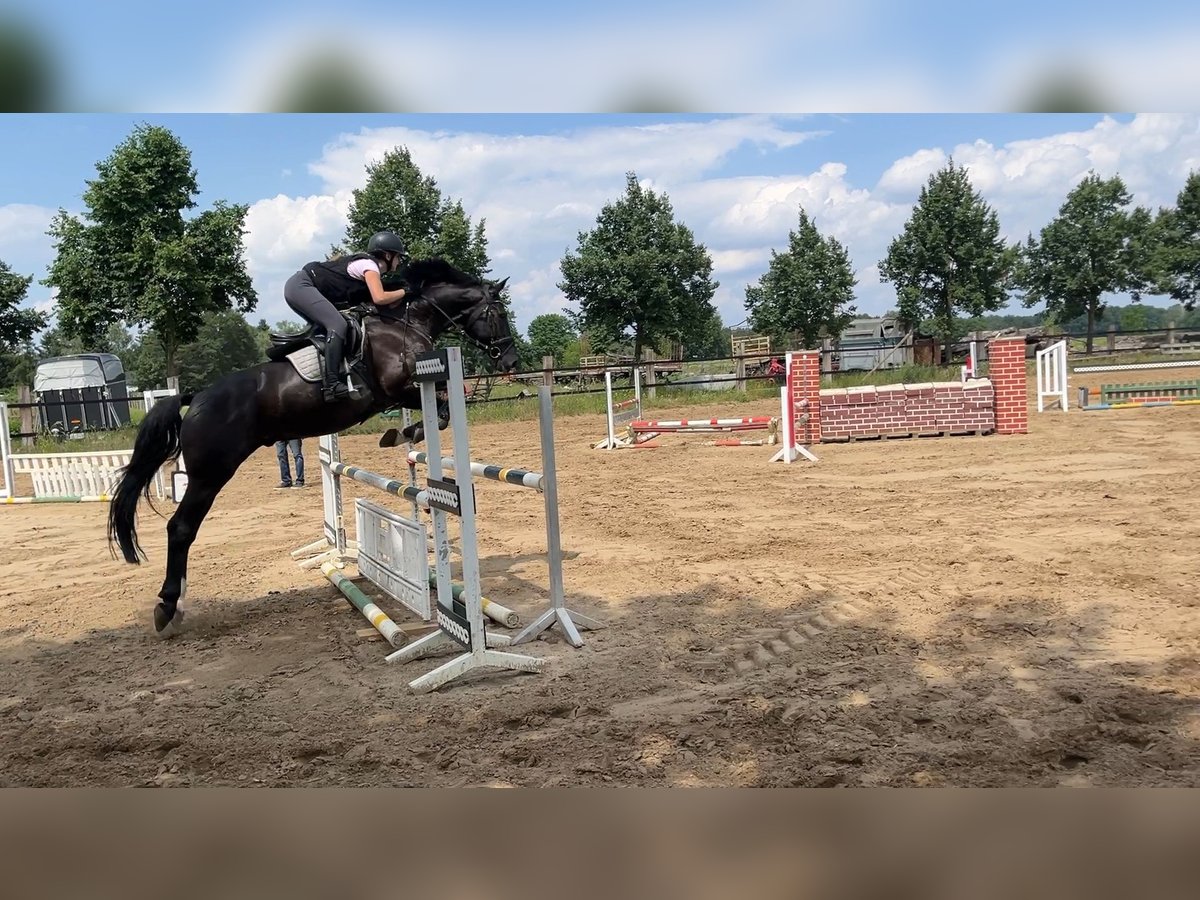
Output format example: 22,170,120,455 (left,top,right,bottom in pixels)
735,354,746,392
1107,325,1116,353
1167,320,1176,347
542,355,554,388
820,338,833,377
16,385,34,447
643,348,657,400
